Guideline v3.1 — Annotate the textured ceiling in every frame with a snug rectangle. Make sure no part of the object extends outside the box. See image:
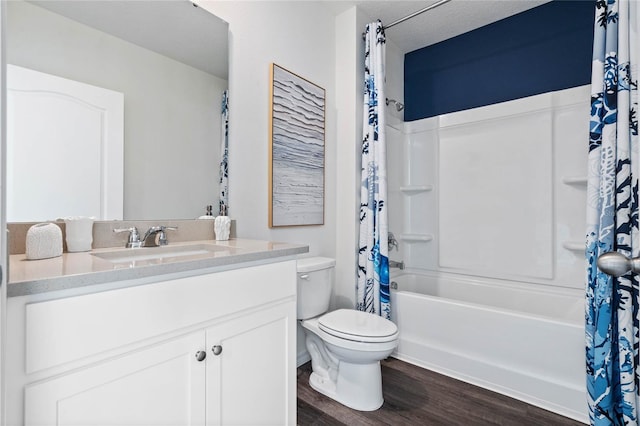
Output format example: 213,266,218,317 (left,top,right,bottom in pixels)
328,0,552,53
